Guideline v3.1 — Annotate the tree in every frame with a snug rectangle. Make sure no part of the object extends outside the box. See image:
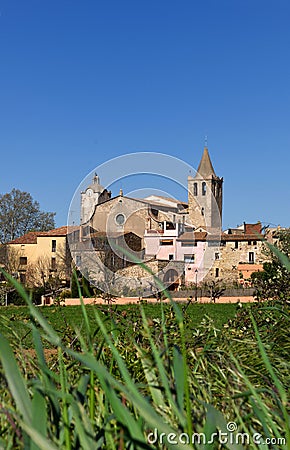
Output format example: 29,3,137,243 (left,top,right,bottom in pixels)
251,228,290,301
0,245,22,276
203,280,226,303
25,255,68,295
0,188,55,243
